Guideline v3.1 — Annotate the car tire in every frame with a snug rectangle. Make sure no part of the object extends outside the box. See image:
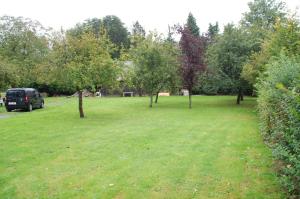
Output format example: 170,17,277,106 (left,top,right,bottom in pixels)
6,108,12,112
28,104,33,112
40,102,44,109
